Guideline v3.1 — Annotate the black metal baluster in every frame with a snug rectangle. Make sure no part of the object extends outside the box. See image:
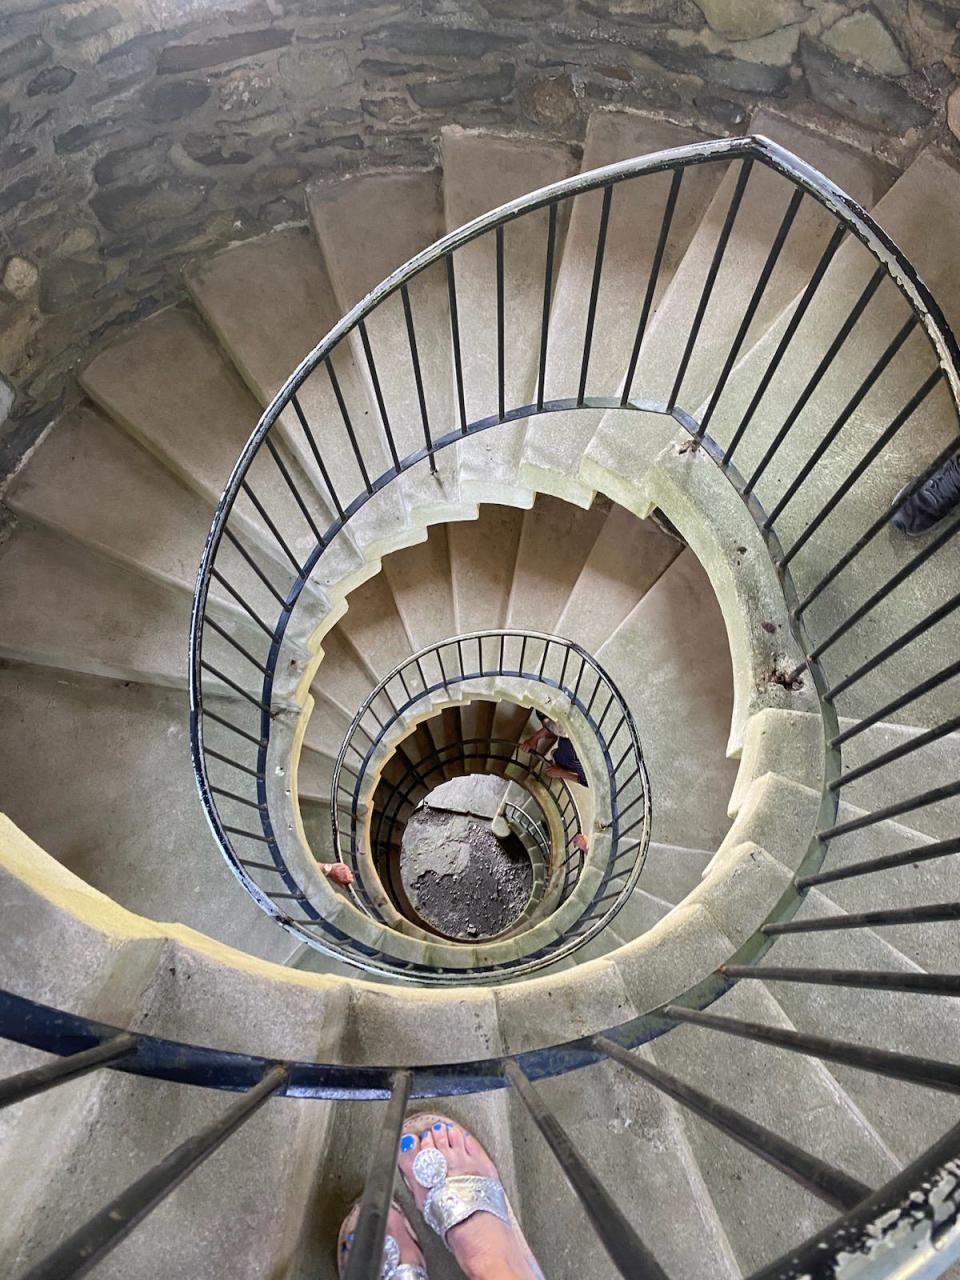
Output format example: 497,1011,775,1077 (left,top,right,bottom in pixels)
780,370,942,572
765,903,960,934
698,187,804,437
578,185,614,407
263,436,326,543
797,836,960,889
325,357,373,494
0,1034,138,1109
818,781,960,839
204,709,265,748
503,1060,669,1279
206,749,264,780
22,1065,288,1280
210,569,275,639
359,319,401,472
720,964,960,996
831,713,960,790
496,225,505,421
538,202,559,412
661,1004,960,1093
723,223,845,467
203,618,269,675
209,785,267,812
595,1036,869,1210
342,1070,412,1280
400,282,437,475
794,430,959,618
745,267,884,497
239,481,303,575
446,255,467,434
222,529,289,608
200,662,270,712
806,505,960,661
831,656,960,747
764,316,916,527
824,589,960,705
668,158,753,414
290,392,345,520
621,168,683,408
